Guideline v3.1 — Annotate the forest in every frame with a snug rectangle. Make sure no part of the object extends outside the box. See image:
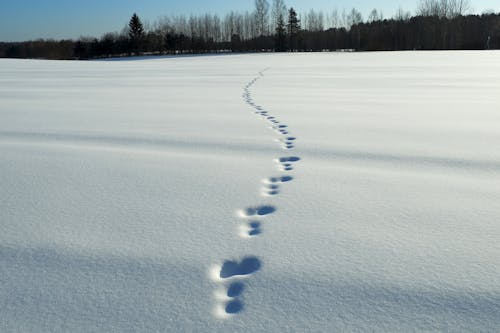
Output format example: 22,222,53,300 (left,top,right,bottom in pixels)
1,0,499,60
